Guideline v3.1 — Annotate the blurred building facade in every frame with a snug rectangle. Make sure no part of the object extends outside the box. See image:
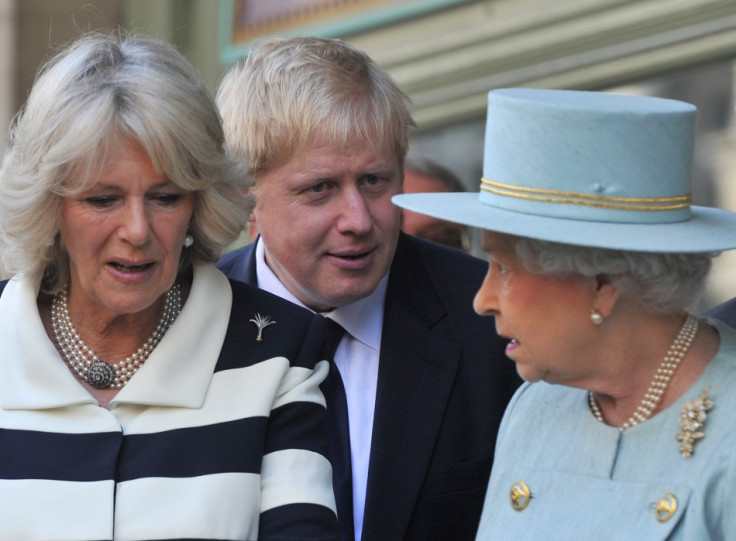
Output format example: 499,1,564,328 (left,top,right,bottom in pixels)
2,0,736,308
